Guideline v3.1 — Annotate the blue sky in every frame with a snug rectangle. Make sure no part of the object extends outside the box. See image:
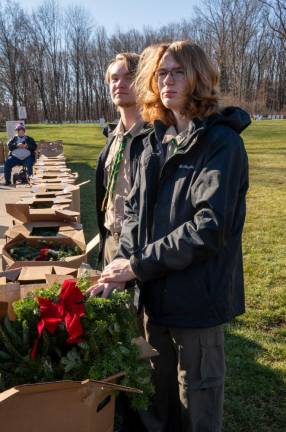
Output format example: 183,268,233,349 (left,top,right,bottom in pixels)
21,0,201,34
